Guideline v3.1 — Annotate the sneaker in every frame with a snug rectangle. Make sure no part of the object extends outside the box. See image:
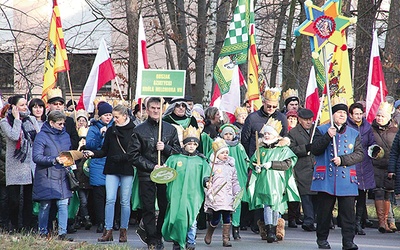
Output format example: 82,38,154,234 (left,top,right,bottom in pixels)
58,234,74,241
156,240,164,250
136,225,147,244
